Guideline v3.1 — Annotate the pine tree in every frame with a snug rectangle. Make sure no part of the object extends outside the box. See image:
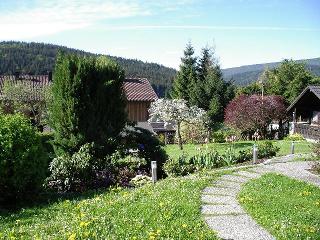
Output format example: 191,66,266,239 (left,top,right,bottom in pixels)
49,52,127,157
193,47,234,129
171,43,197,102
